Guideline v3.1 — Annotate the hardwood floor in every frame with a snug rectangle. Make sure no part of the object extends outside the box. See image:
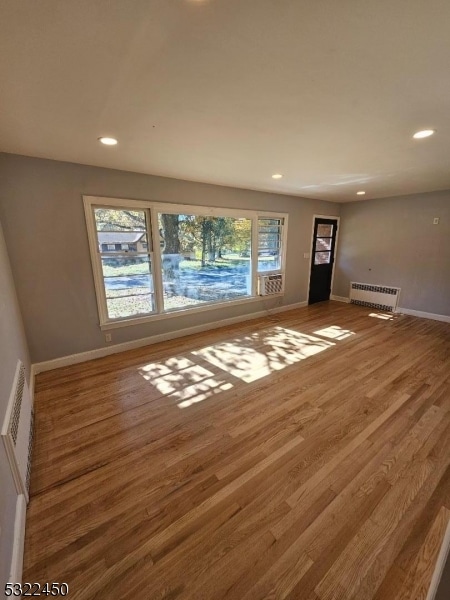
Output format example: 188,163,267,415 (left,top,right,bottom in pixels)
24,301,450,599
